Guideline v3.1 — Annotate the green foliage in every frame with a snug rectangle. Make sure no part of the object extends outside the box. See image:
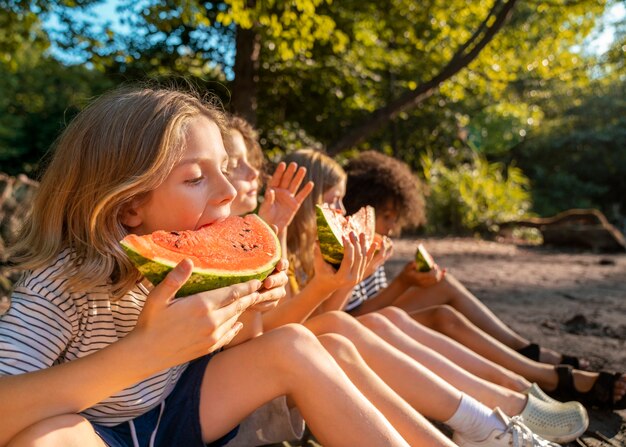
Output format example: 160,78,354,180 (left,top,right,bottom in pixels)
1,0,623,236
421,151,532,234
509,74,626,221
0,4,113,175
261,122,323,164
